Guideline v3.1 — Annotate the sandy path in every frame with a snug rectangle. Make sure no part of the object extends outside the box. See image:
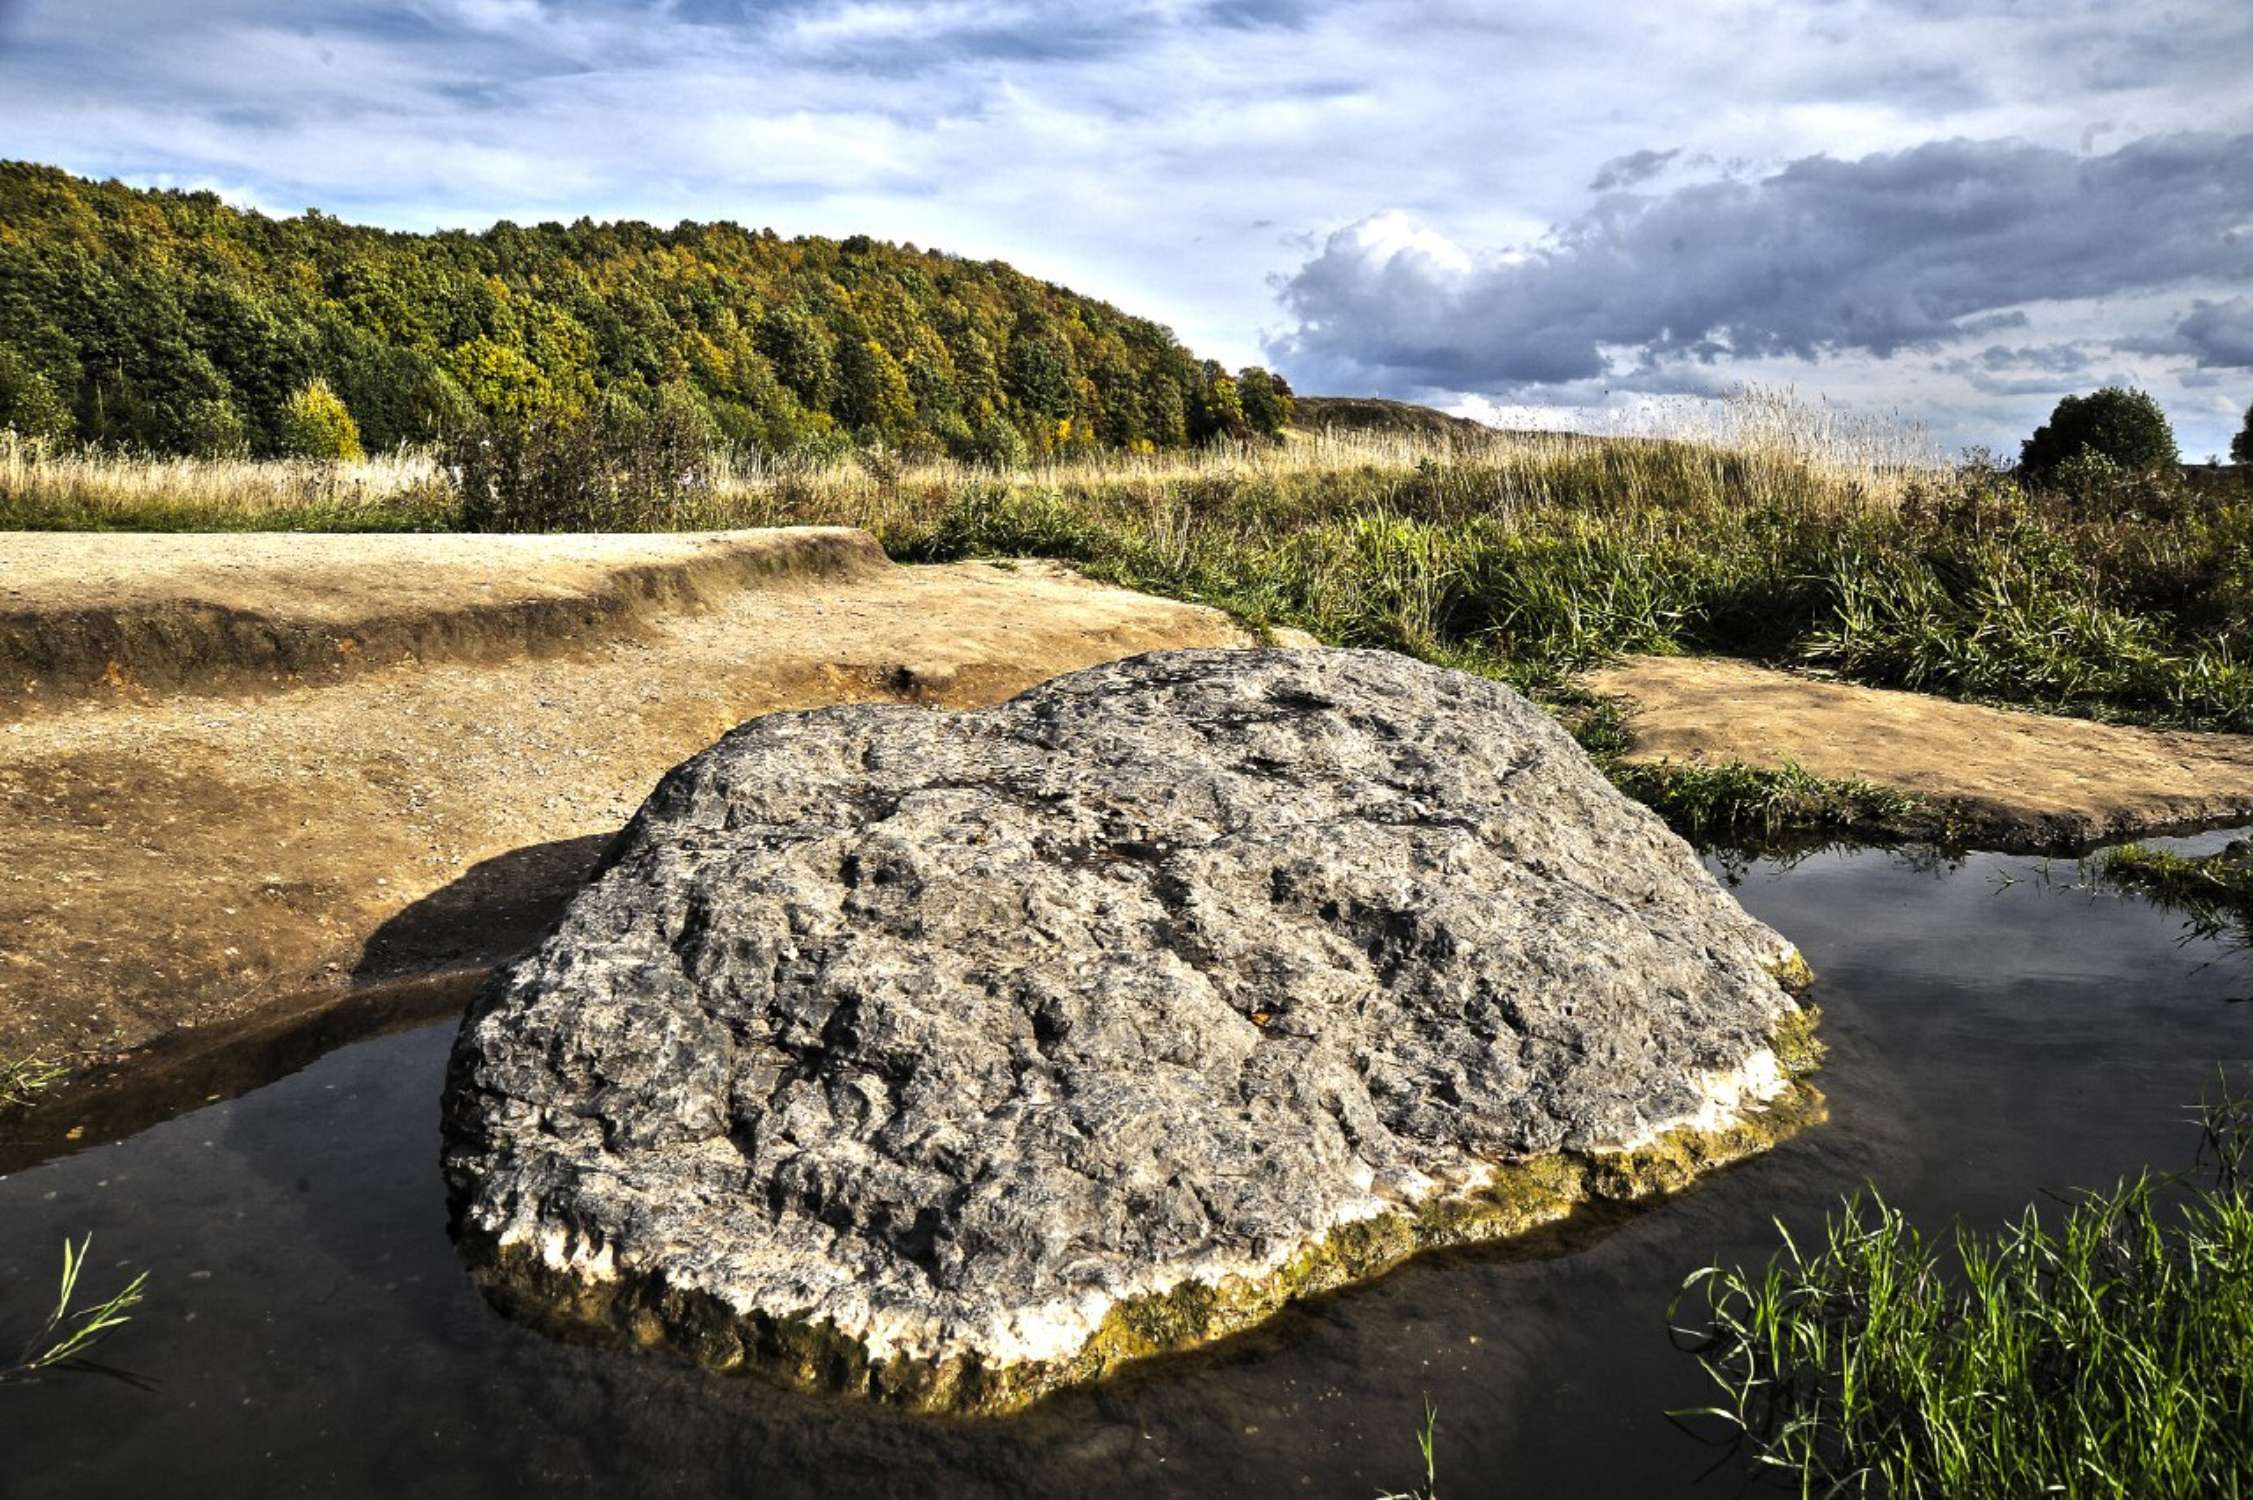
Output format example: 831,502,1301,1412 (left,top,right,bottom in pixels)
0,538,1251,1126
1590,655,2253,849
